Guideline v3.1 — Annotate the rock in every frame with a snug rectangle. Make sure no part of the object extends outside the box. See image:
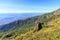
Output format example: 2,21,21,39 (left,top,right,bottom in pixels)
33,21,43,32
